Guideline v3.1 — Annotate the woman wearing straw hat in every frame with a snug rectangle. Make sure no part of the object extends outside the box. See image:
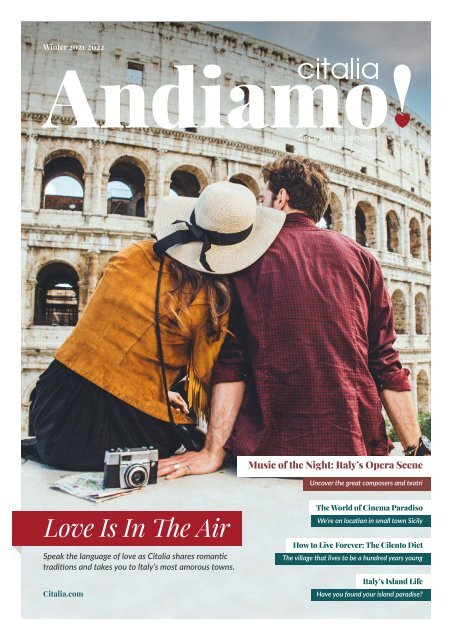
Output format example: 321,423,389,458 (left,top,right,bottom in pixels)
26,181,285,474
